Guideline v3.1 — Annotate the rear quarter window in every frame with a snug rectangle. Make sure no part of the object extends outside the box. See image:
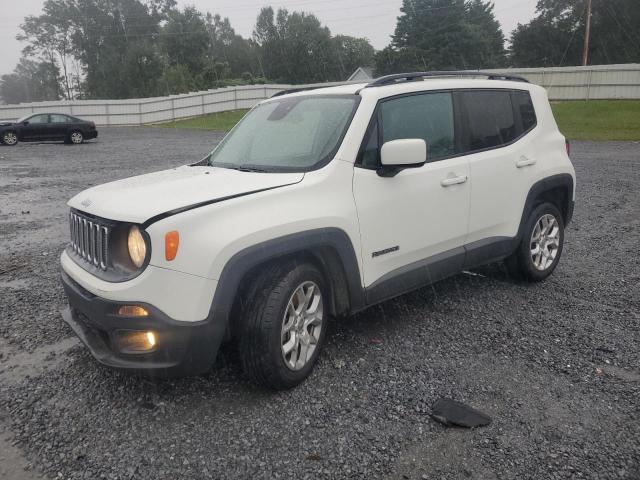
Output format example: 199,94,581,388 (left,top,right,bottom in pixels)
461,90,517,151
512,90,537,132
